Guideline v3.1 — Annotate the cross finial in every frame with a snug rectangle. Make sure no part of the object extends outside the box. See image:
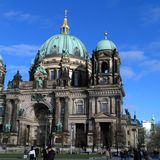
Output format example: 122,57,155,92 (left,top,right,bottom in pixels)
104,32,108,39
64,9,68,18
